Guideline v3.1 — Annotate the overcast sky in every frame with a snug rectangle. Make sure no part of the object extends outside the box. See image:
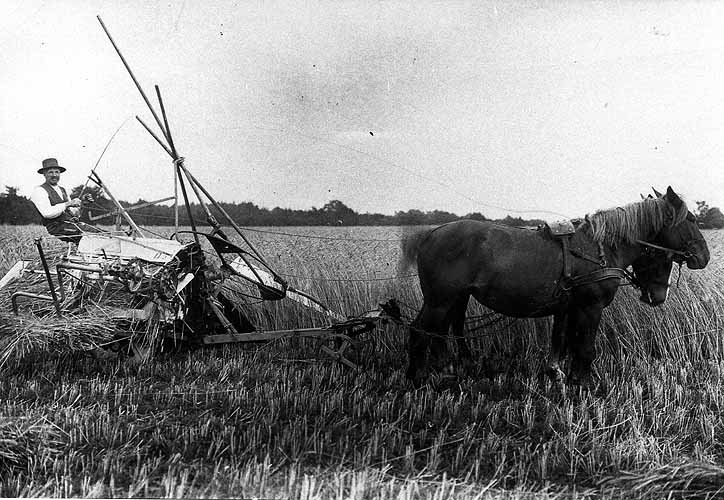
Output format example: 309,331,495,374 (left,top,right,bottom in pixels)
1,1,723,220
